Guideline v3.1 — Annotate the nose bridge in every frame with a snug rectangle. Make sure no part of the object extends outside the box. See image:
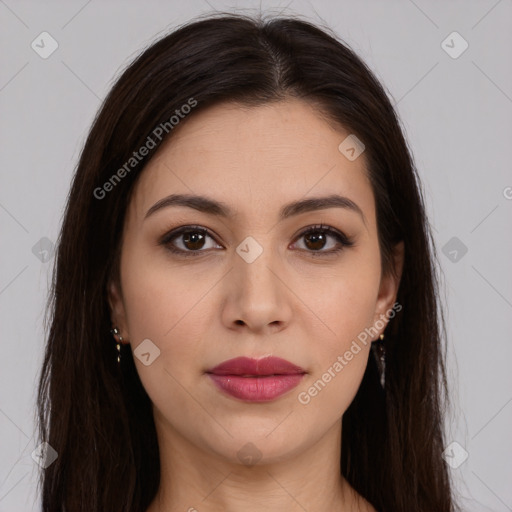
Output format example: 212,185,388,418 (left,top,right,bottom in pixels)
235,233,280,297
227,232,290,330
